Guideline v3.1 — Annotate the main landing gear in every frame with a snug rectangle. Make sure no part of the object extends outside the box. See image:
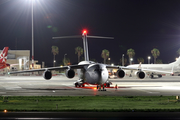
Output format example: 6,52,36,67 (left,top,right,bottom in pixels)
74,79,85,87
74,82,85,87
149,74,162,79
97,85,106,91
